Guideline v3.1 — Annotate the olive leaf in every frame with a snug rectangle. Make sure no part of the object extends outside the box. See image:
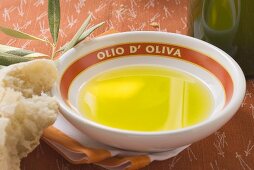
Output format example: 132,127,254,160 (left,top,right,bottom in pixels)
76,22,105,44
48,0,60,44
58,21,104,53
0,52,31,66
0,44,48,58
60,14,92,53
0,26,46,42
